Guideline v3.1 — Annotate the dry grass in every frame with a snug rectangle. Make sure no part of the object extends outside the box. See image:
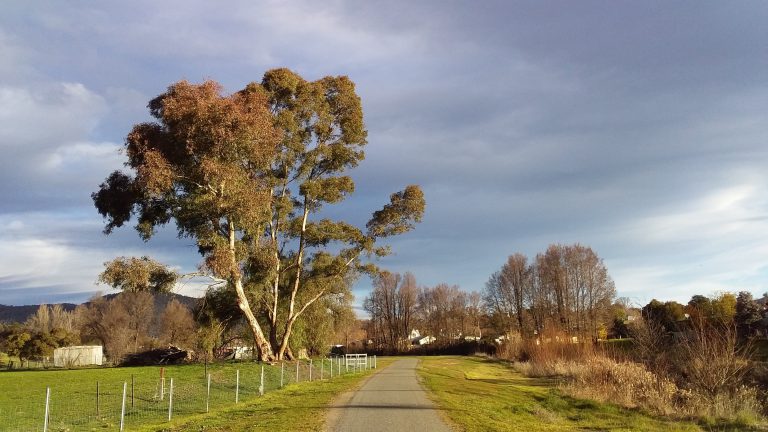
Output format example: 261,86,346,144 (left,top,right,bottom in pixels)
503,334,766,428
